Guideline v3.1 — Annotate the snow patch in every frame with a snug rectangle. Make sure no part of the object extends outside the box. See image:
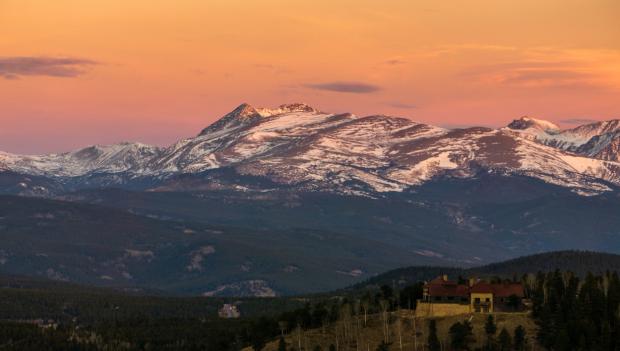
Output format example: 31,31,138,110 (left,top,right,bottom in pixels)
186,246,216,272
414,249,444,258
336,269,364,277
203,280,276,297
124,249,155,261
